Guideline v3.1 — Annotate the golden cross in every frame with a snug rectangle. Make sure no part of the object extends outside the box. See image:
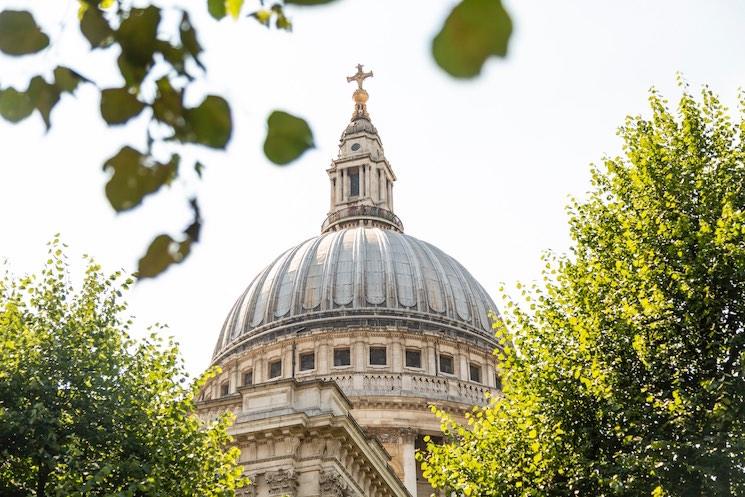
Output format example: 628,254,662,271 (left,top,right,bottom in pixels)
346,64,373,90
